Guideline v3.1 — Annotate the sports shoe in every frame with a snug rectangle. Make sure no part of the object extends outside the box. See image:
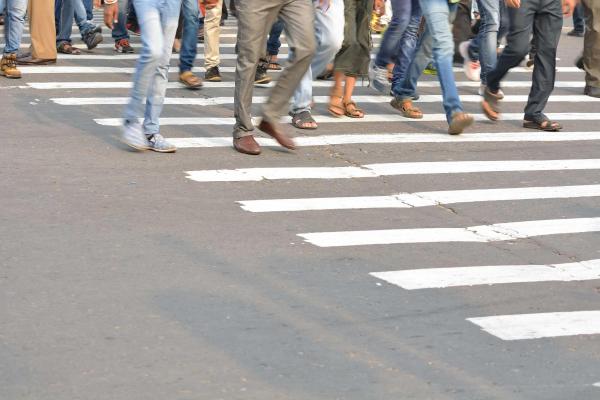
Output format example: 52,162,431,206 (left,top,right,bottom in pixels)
205,66,222,82
254,63,271,84
121,122,150,151
423,62,437,75
0,53,21,79
459,41,480,82
115,39,134,53
567,29,584,37
148,134,176,153
82,29,103,50
370,63,389,93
